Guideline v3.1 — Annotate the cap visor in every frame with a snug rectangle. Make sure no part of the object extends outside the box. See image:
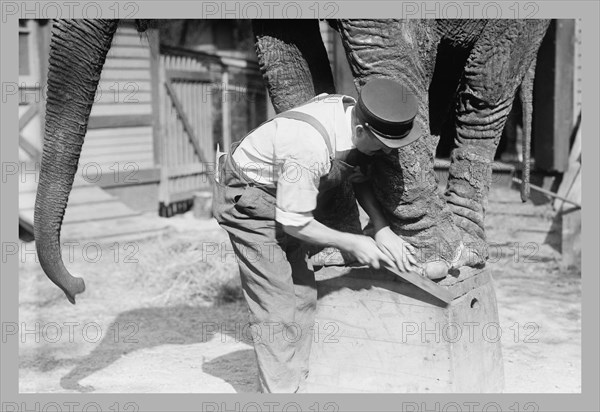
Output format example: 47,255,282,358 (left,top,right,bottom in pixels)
372,122,423,149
